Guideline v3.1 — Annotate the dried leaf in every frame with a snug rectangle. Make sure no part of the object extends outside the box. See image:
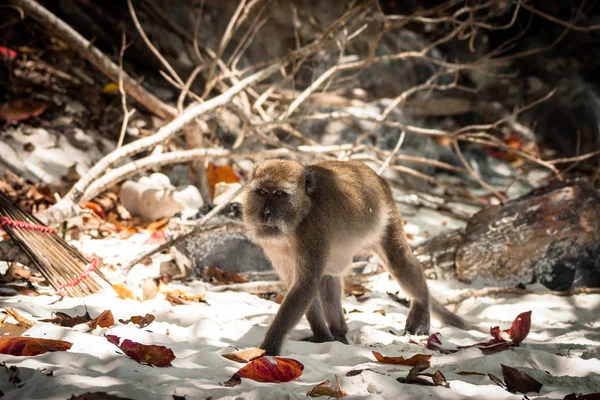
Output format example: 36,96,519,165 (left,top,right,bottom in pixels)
204,266,247,285
465,311,533,352
118,314,155,328
224,356,304,387
103,83,120,93
507,311,532,344
489,373,506,389
456,371,486,376
405,361,431,382
88,310,115,330
4,307,35,328
6,263,30,281
307,378,347,398
81,202,105,217
145,218,167,232
0,336,72,356
0,99,46,121
344,284,369,296
501,364,542,394
0,323,29,336
432,370,450,388
372,351,432,366
222,347,266,363
106,335,175,367
112,284,137,300
40,311,91,327
206,164,240,198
